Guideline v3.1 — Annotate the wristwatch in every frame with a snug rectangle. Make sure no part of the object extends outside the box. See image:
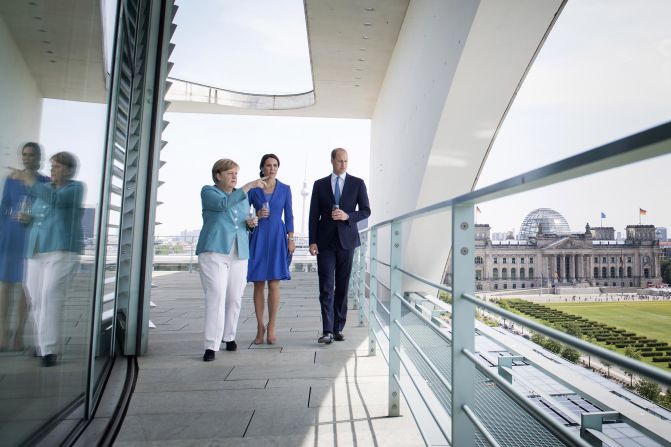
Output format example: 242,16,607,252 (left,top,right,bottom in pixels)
288,236,294,241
